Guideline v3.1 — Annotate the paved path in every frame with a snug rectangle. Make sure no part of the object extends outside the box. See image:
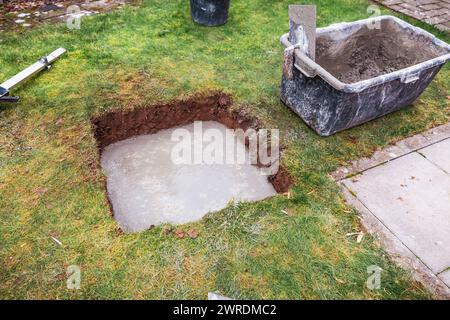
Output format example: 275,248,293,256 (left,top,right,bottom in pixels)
0,0,136,32
375,0,450,32
334,123,450,298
